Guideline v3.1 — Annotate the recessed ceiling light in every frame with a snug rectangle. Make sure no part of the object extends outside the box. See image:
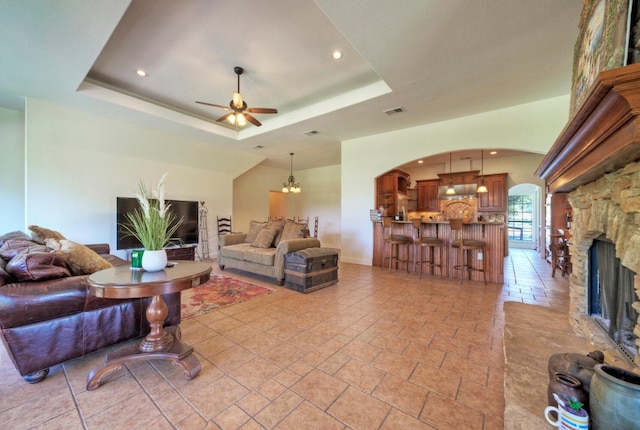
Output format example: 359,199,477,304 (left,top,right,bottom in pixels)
418,160,424,164
490,151,497,155
332,50,343,60
136,69,148,77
